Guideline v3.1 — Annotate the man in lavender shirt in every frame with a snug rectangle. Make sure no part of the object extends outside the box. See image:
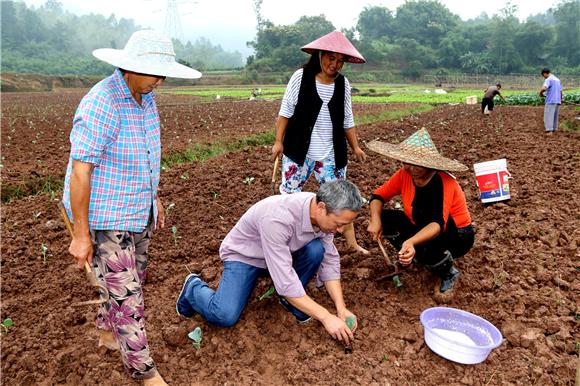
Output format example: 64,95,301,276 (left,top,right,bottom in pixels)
539,68,563,134
176,180,364,345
